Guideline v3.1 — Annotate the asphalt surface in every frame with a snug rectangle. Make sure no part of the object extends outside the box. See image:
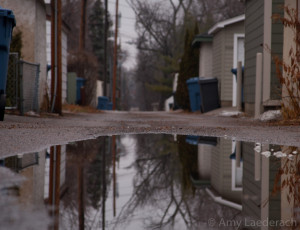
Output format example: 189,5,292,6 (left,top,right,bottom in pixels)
0,110,299,157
